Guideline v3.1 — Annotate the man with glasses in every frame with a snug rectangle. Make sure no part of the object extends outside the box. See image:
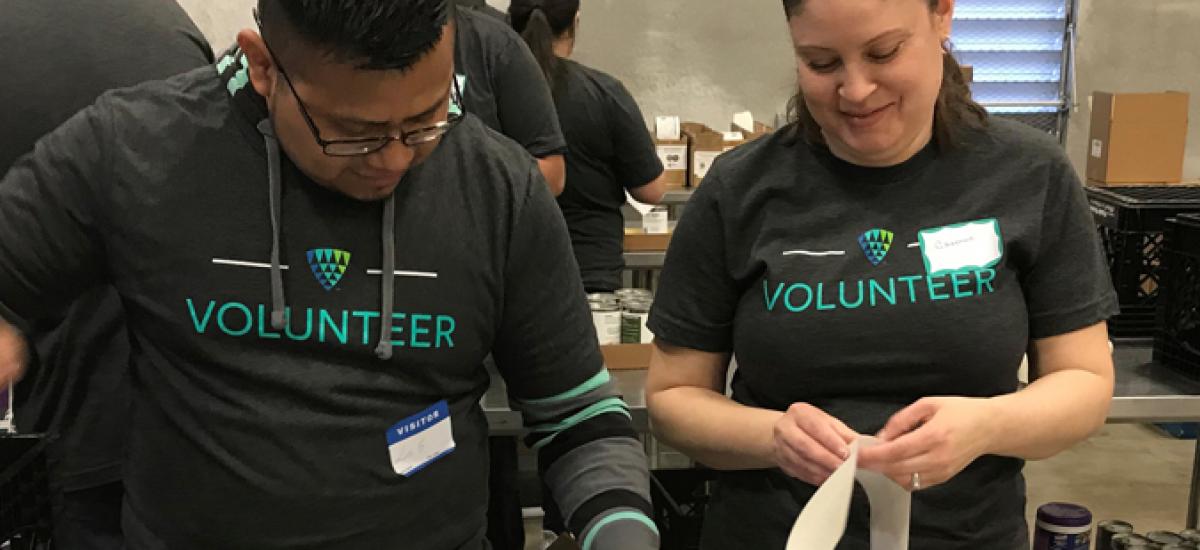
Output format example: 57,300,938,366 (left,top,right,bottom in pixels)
0,1,657,548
